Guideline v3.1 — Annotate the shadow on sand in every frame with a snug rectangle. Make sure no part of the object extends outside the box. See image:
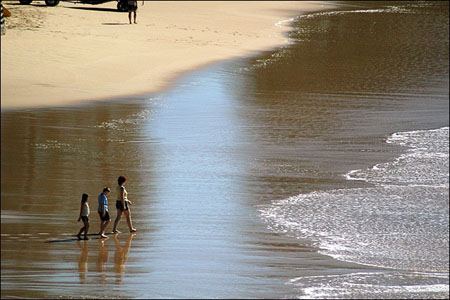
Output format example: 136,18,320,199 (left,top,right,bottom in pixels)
5,3,47,6
45,232,115,243
66,6,123,13
102,22,129,25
